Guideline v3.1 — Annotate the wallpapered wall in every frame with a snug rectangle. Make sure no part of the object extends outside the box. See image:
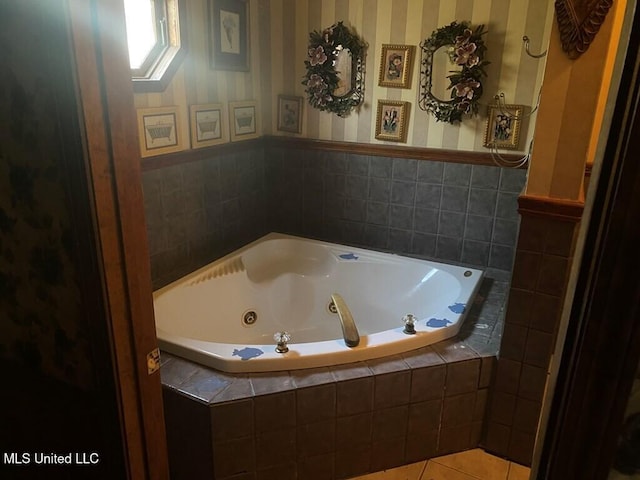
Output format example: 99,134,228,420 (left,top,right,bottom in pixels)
0,1,95,387
134,0,553,153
